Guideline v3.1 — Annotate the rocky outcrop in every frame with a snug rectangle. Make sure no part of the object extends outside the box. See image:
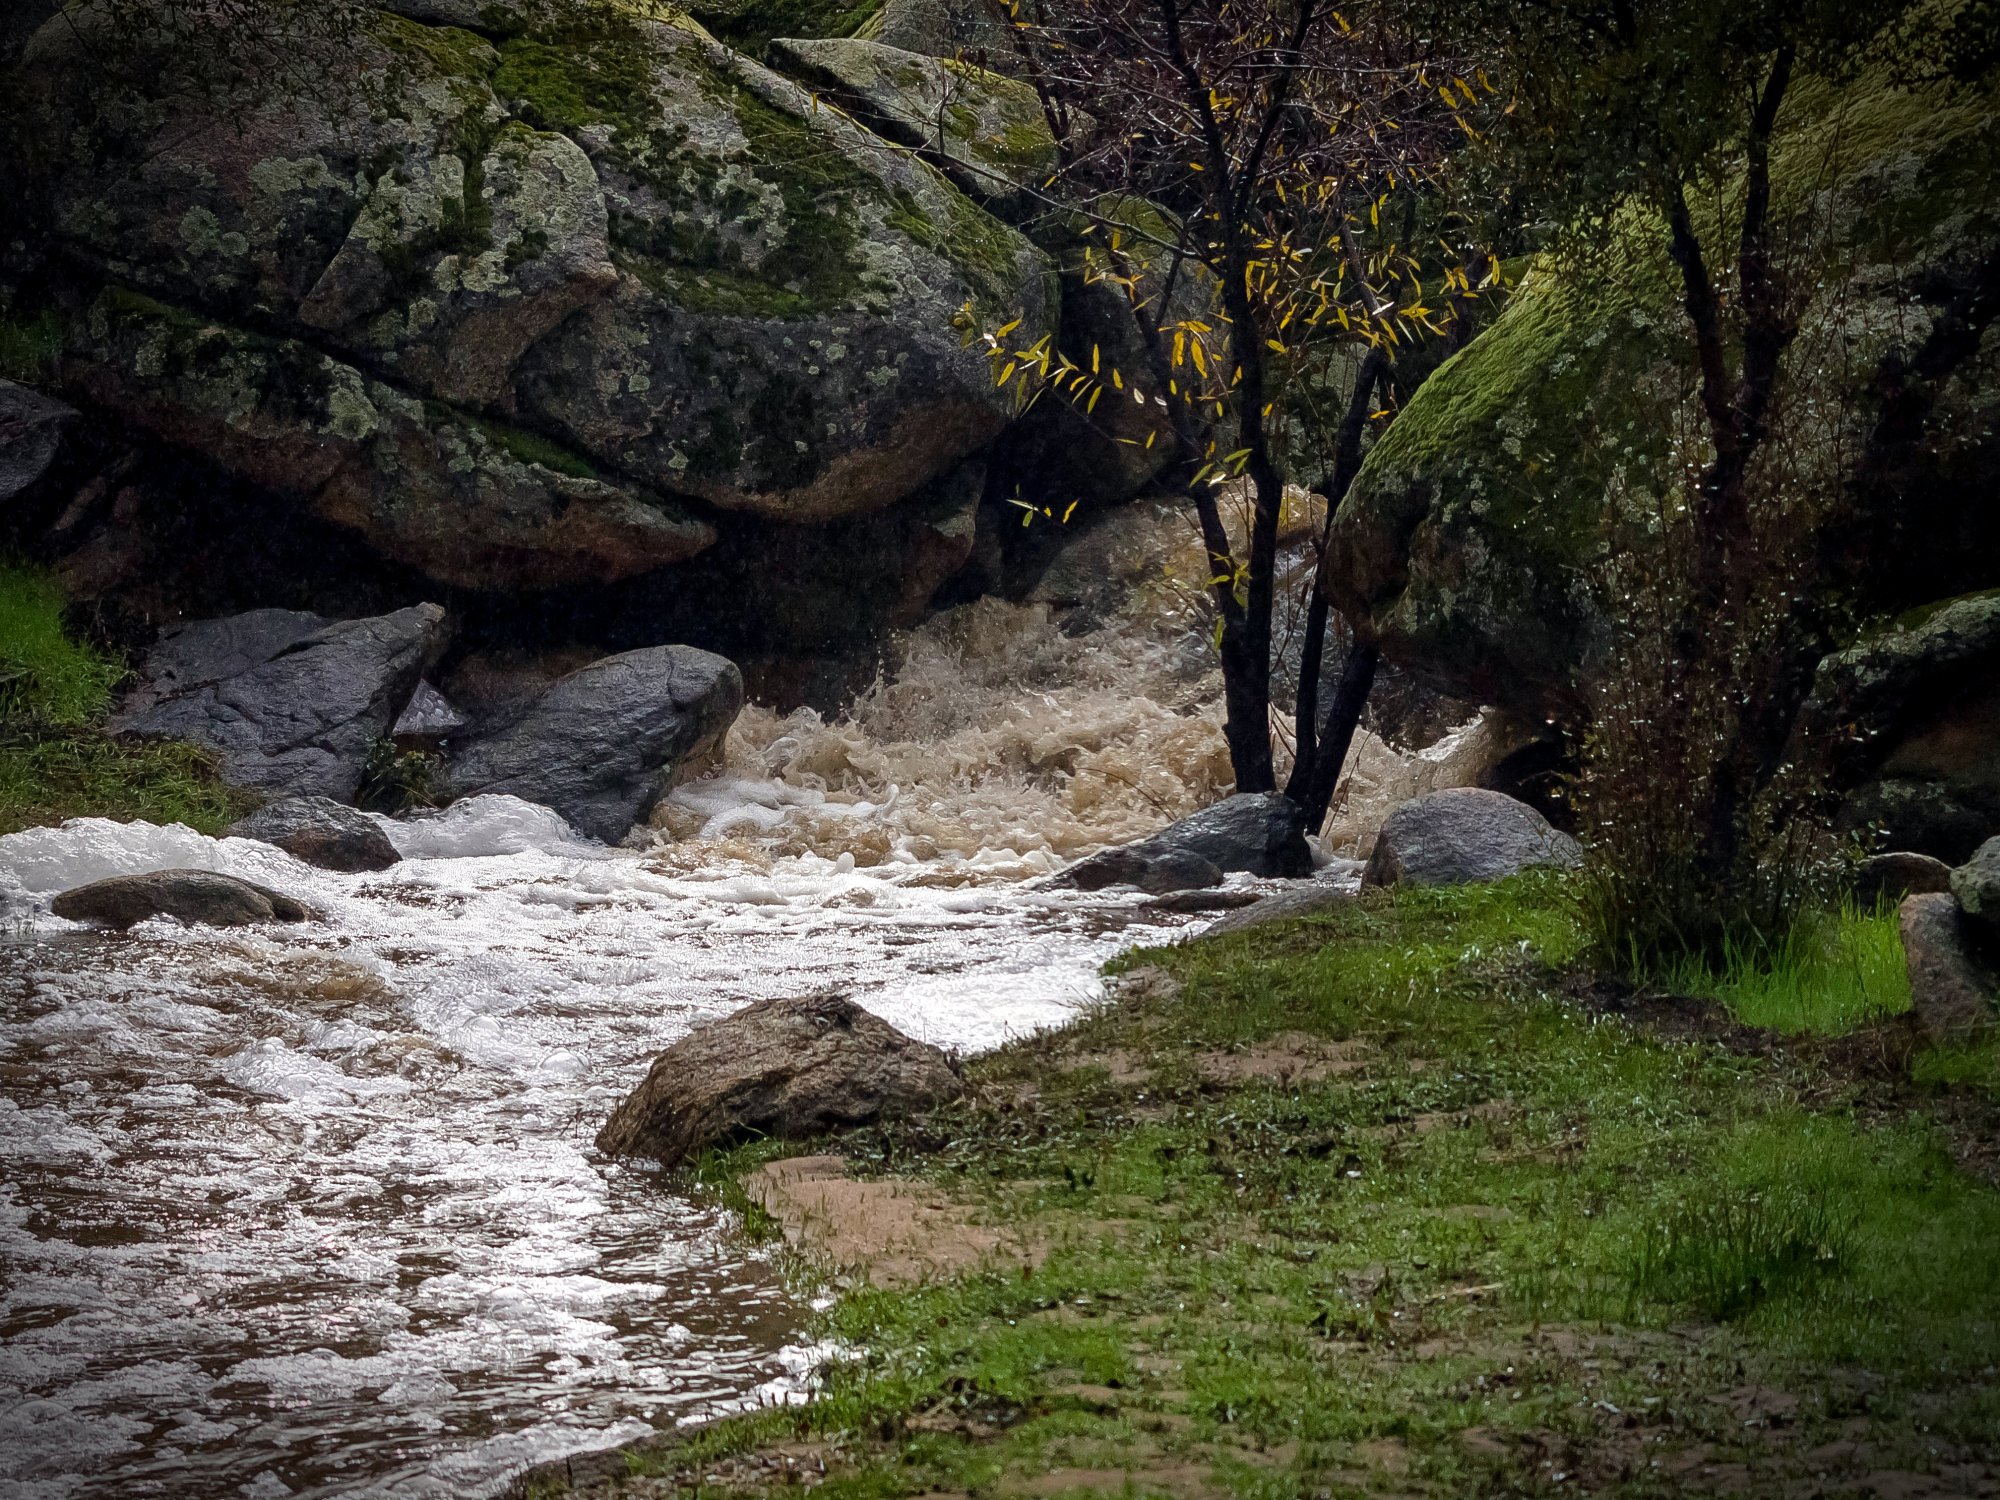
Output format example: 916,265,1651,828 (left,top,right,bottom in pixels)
864,0,1011,64
1901,892,1995,1044
767,38,1057,214
225,797,403,873
1361,788,1581,889
1323,76,2000,717
110,605,446,803
16,0,1054,597
0,379,76,504
1059,793,1314,890
1806,592,2000,864
444,645,743,842
596,992,965,1166
51,869,316,929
